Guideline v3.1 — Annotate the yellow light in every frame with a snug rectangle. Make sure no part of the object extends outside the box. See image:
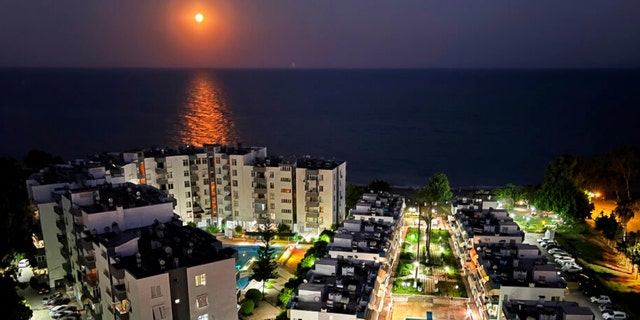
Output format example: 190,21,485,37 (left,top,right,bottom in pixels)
195,13,204,23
